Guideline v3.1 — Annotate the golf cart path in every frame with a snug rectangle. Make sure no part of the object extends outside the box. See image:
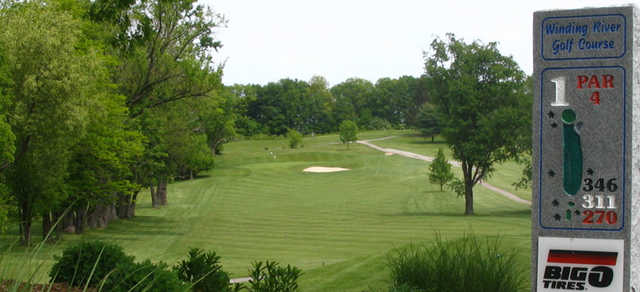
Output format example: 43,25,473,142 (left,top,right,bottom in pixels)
357,137,532,206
